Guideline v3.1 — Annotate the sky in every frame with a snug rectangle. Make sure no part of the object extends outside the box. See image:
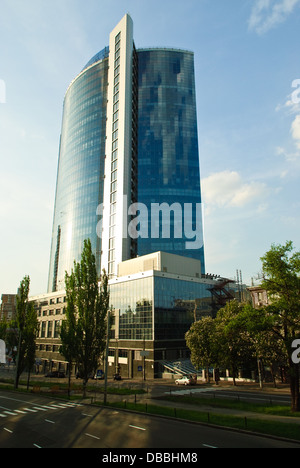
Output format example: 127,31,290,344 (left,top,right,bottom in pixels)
0,0,300,296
